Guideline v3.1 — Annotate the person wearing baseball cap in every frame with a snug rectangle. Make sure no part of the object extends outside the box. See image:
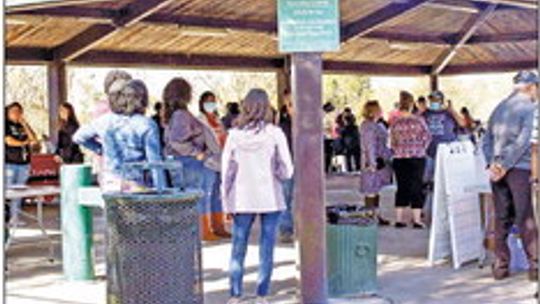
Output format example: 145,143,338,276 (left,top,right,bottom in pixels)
483,70,538,281
421,89,467,204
